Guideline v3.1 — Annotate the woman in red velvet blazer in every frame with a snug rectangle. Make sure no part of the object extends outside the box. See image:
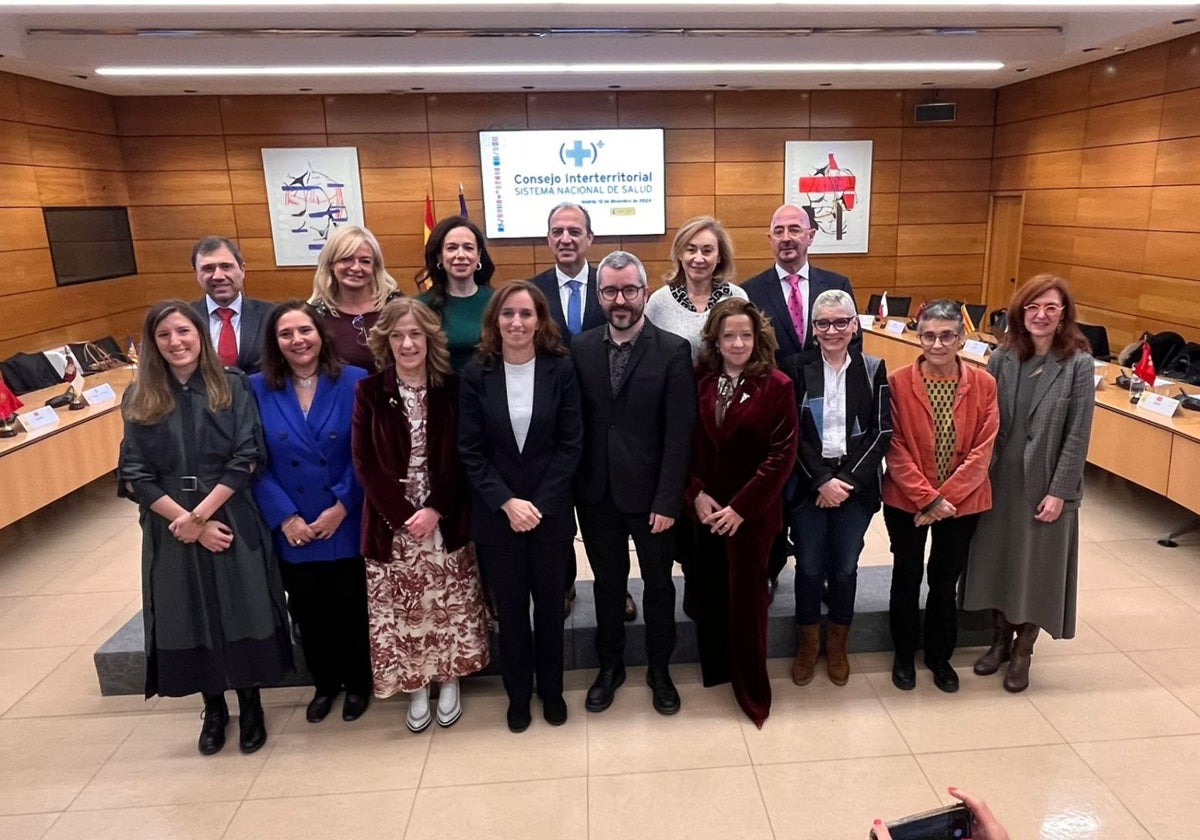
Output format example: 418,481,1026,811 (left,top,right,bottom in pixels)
352,298,488,735
685,298,798,728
